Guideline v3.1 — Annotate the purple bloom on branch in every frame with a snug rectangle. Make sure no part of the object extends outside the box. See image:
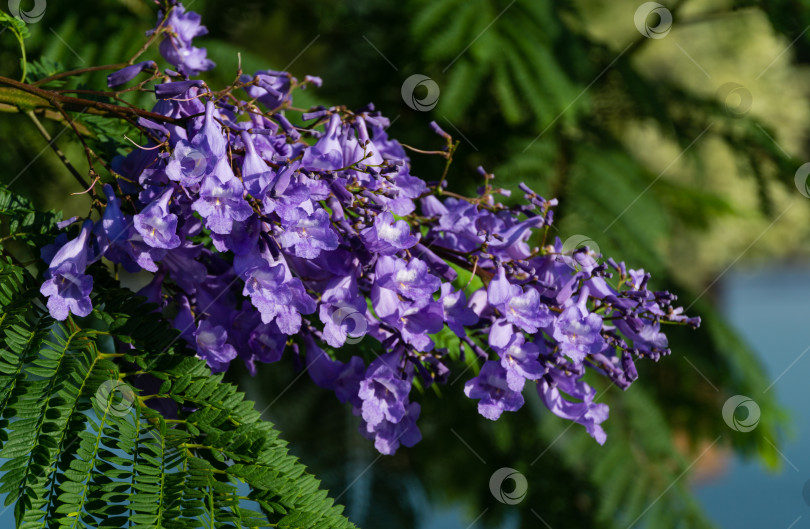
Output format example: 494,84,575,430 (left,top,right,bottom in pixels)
240,130,275,197
242,262,316,334
464,361,525,420
358,354,411,428
538,368,609,445
375,256,441,305
488,267,552,334
301,114,344,171
440,283,478,338
191,175,253,235
134,187,181,249
277,207,339,259
361,401,422,455
107,61,157,88
247,321,286,365
305,336,365,408
497,334,546,391
360,211,419,255
194,319,238,373
552,288,606,363
156,3,215,77
40,220,95,321
242,70,293,110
